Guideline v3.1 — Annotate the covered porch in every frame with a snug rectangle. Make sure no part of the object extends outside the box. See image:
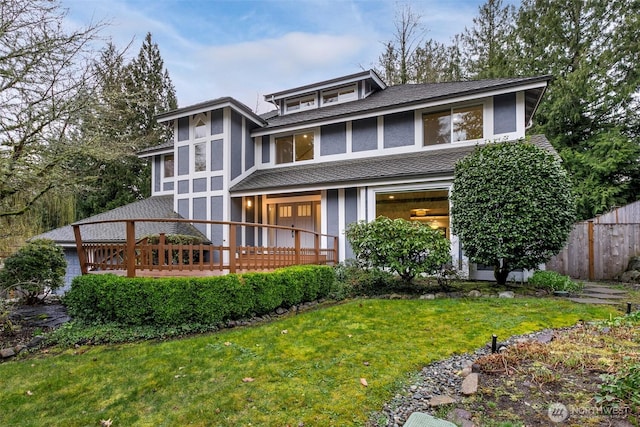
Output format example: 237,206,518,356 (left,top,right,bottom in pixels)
72,218,338,278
